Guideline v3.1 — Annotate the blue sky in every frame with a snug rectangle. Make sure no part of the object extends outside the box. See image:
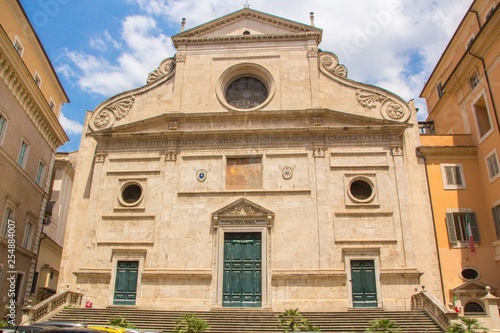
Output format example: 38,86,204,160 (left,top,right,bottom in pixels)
20,0,473,152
